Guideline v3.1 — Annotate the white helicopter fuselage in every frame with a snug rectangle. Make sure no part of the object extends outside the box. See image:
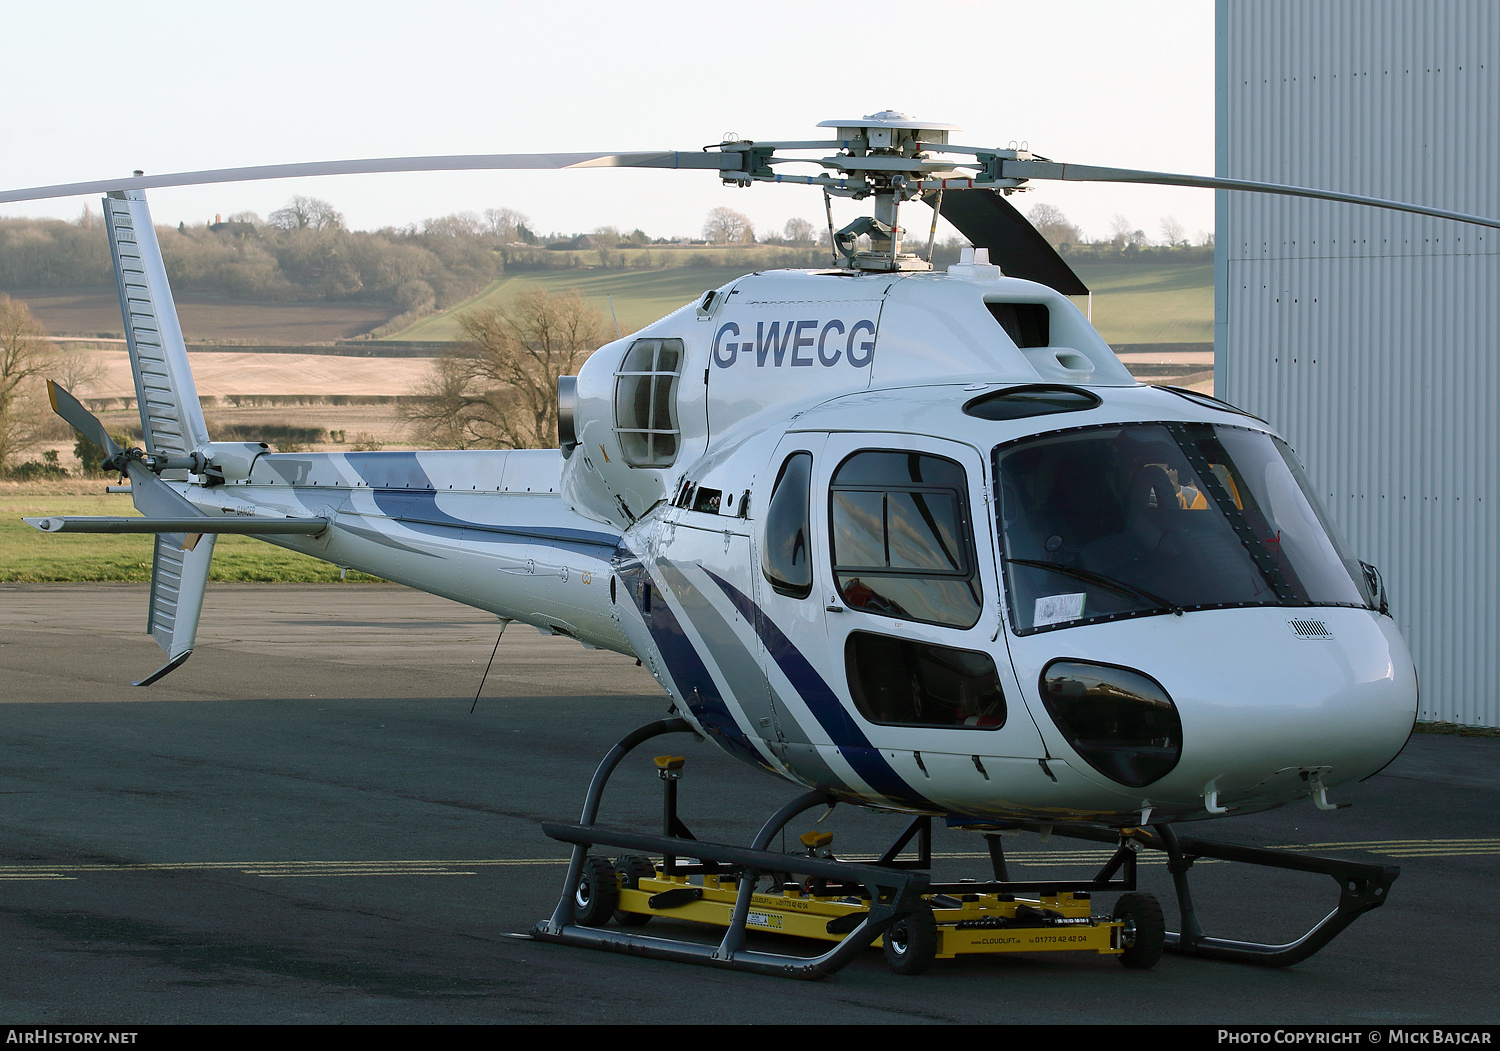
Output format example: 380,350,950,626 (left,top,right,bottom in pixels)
176,263,1416,828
